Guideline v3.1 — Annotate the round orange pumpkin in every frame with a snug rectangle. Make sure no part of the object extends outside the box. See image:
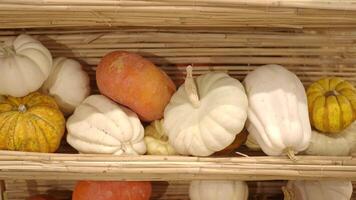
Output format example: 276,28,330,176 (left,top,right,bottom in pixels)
0,92,65,152
72,181,152,200
26,195,57,200
96,51,176,121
